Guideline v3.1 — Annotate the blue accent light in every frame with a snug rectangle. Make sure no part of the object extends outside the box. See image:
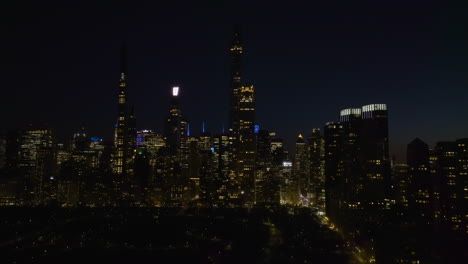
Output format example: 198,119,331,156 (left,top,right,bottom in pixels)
137,134,144,146
187,123,191,137
90,137,102,143
254,125,260,134
211,147,215,153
